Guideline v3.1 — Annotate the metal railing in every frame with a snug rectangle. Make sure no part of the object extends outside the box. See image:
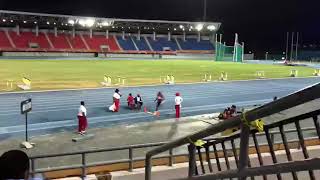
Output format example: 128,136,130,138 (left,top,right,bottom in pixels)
145,82,320,180
186,109,320,180
29,125,318,179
